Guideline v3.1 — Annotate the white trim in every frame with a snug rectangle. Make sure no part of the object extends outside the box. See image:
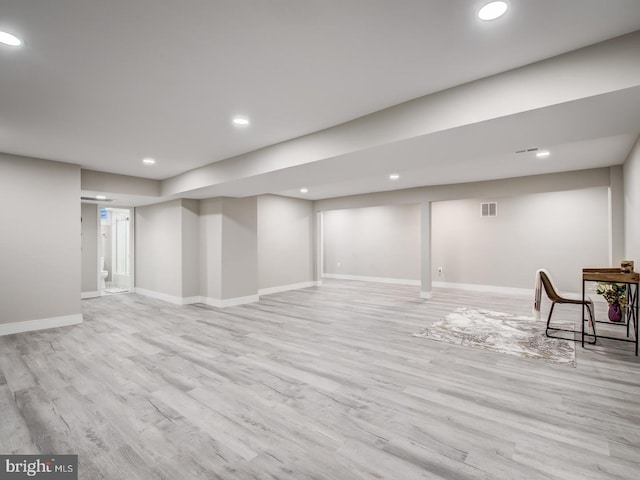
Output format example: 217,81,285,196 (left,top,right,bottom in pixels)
432,281,606,303
0,314,83,337
259,281,319,296
200,295,260,308
323,273,420,286
181,296,202,305
135,289,202,306
420,291,433,299
135,288,186,305
200,297,222,308
129,207,136,294
81,291,100,299
135,288,260,307
433,281,533,296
